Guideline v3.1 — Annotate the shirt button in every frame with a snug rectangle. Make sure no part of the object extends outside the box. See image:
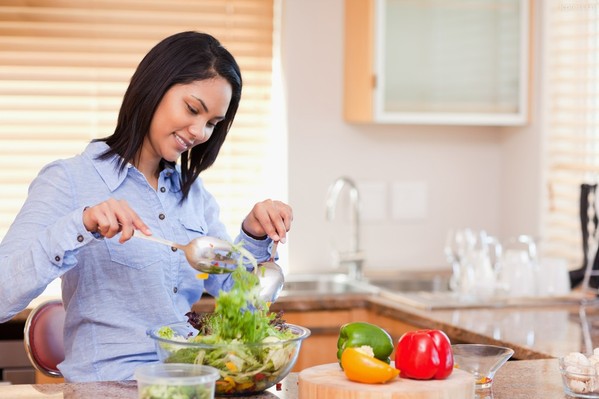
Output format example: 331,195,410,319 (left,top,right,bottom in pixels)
171,247,177,252
173,287,178,294
159,213,165,220
77,235,84,243
160,187,166,193
55,256,61,262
